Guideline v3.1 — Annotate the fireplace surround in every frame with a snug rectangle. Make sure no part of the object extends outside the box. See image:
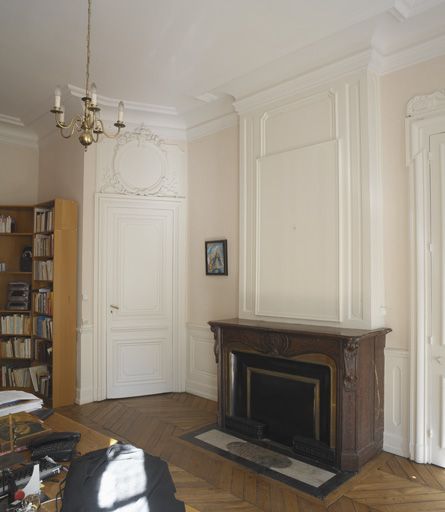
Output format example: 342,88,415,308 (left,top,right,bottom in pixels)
209,318,391,472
